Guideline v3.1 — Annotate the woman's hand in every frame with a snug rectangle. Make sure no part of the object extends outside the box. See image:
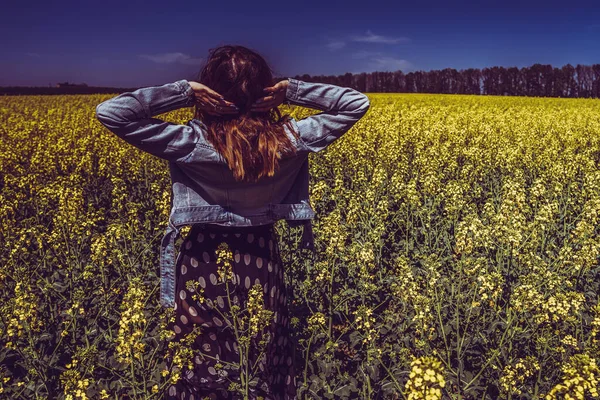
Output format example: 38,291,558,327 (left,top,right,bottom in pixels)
250,79,289,112
188,81,239,116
